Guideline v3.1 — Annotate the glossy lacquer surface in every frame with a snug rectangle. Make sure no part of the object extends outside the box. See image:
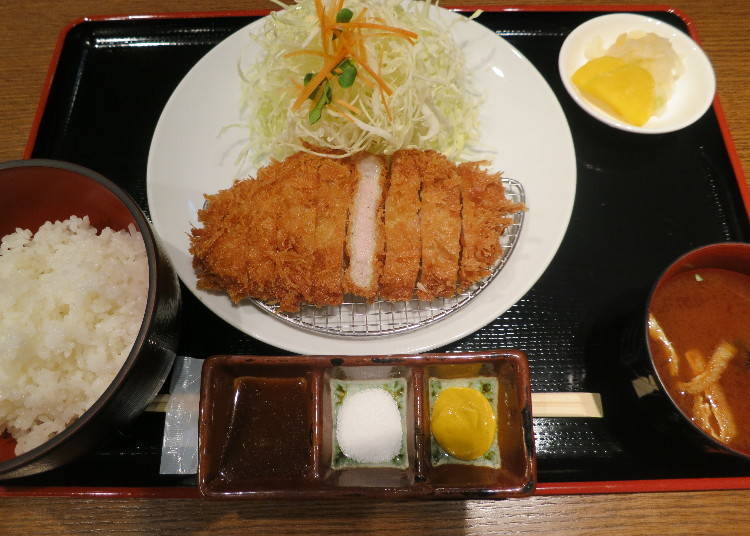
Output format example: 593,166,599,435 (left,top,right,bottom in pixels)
4,8,749,491
0,160,181,481
199,352,535,499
